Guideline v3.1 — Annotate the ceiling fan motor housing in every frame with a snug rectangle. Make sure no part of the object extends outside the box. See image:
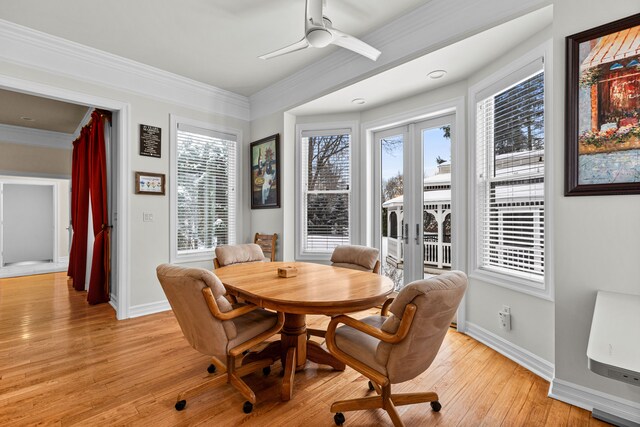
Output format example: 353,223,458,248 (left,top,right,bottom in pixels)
306,28,332,47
